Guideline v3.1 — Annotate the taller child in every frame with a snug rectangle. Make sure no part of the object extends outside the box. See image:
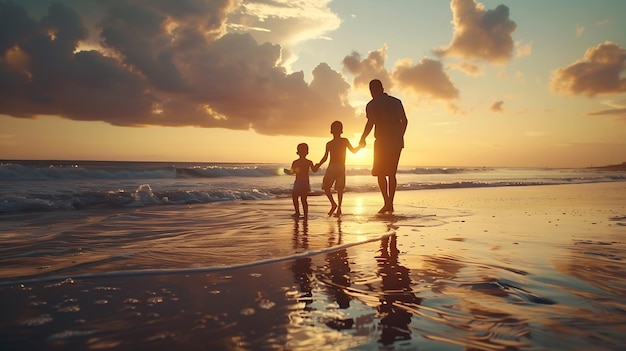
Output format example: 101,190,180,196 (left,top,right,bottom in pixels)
316,121,360,217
